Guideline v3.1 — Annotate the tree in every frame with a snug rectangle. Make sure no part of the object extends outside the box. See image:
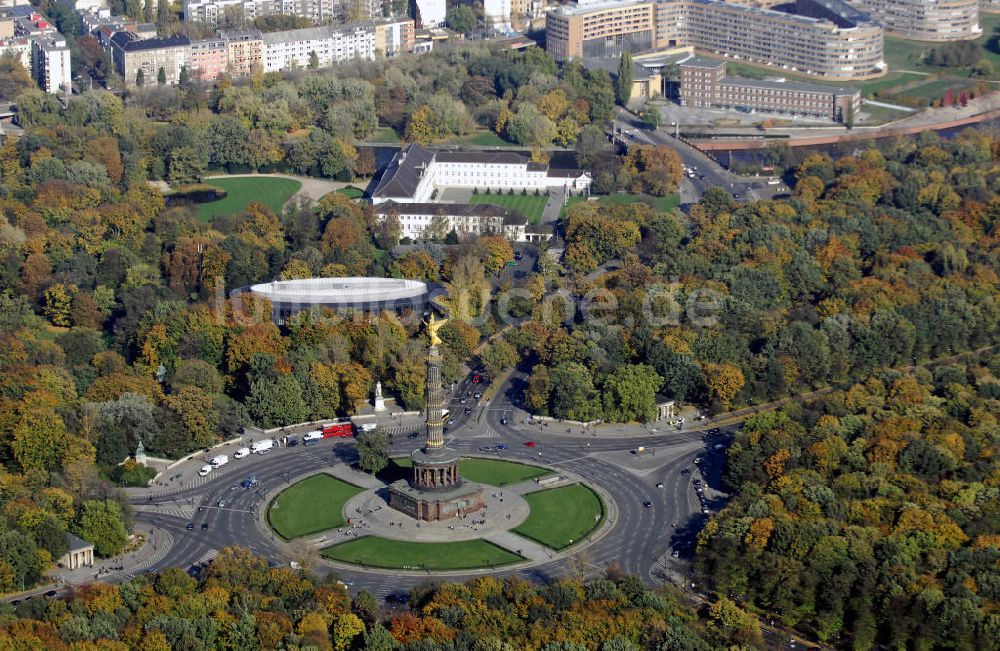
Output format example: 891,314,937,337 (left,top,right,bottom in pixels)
601,364,663,422
0,54,34,100
642,105,661,129
448,5,477,34
702,362,745,410
308,50,319,69
76,499,129,557
356,430,389,474
479,235,513,275
615,51,633,106
480,339,518,380
96,393,158,465
362,622,398,650
246,373,308,428
135,69,144,87
157,66,166,85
